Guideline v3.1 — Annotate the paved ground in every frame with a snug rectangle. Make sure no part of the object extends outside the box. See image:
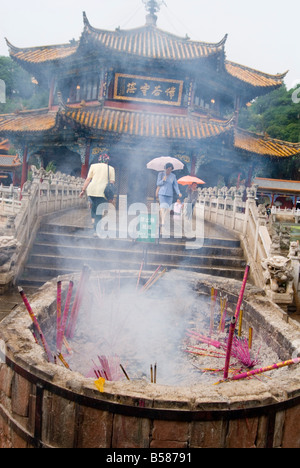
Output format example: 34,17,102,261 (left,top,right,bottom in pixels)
50,207,240,240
